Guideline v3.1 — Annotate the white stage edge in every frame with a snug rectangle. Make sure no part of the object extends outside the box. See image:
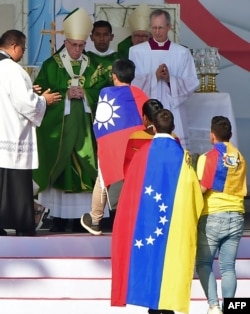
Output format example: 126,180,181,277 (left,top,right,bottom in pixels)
0,234,249,314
